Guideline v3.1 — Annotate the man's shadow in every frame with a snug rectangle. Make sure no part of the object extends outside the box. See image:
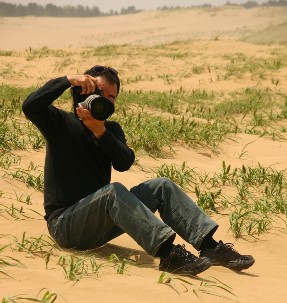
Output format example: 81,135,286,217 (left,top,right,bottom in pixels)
56,243,157,269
